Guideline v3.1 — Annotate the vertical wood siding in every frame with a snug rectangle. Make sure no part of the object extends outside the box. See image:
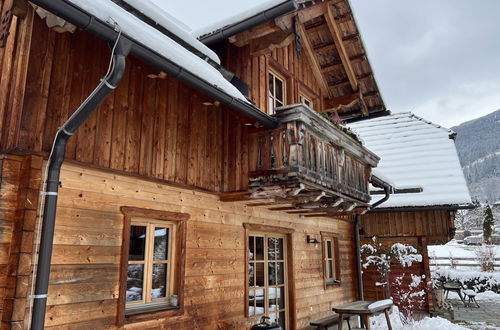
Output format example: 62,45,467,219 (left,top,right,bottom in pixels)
0,154,42,328
4,16,248,192
0,5,33,152
224,43,324,113
361,210,452,238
